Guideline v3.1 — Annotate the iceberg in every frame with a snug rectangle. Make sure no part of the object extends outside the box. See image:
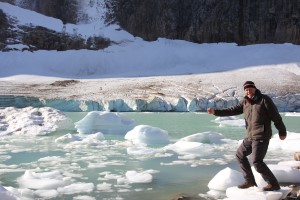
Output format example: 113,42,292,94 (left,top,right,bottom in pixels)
74,111,135,134
124,125,170,146
205,165,298,200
